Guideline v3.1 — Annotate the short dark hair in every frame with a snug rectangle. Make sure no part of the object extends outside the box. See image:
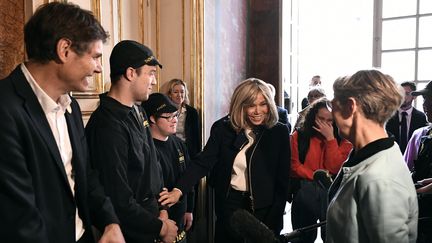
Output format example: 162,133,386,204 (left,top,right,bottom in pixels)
401,81,416,91
110,66,143,85
24,2,109,63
